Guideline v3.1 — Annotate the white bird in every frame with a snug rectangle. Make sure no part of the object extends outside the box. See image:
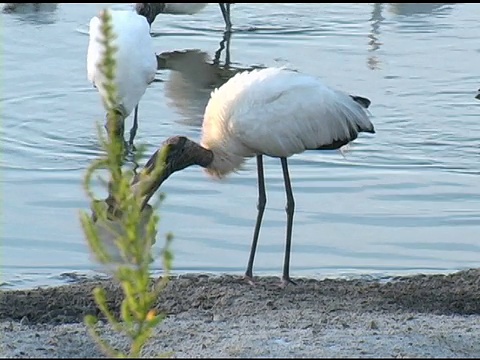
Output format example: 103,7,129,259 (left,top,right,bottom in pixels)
135,3,233,32
87,8,157,147
138,67,375,286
